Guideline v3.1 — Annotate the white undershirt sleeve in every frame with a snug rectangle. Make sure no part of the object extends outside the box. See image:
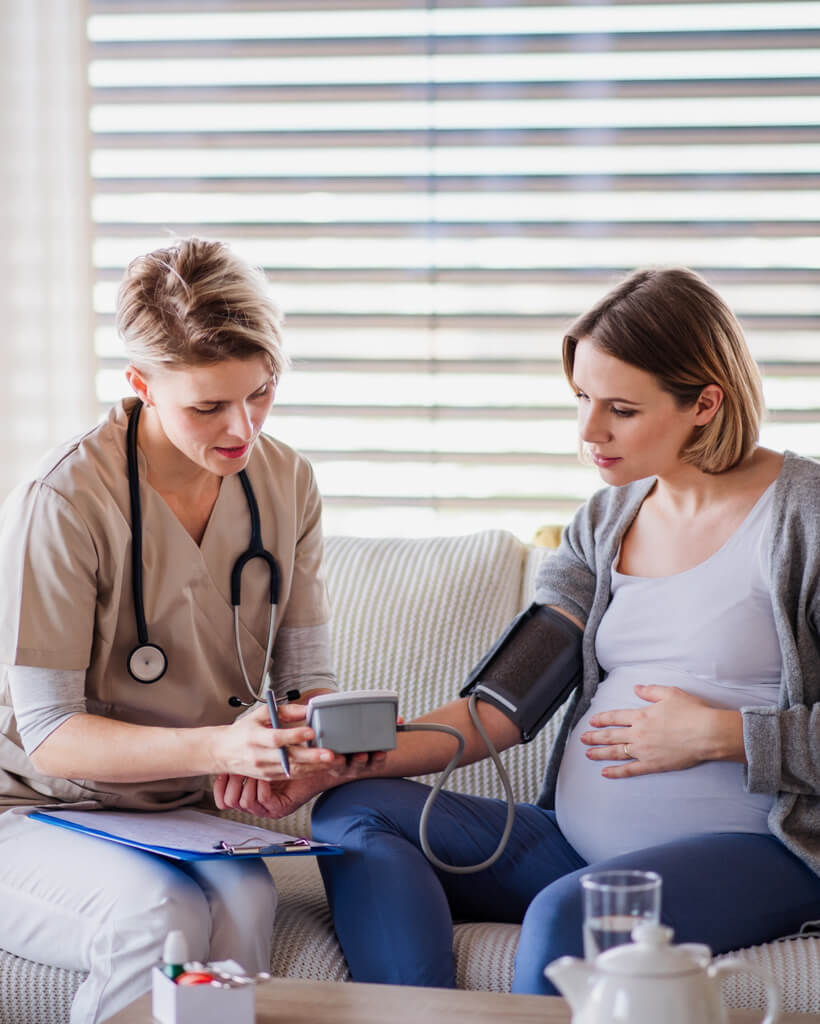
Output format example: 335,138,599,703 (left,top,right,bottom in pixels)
7,665,87,756
269,623,337,700
9,623,336,753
